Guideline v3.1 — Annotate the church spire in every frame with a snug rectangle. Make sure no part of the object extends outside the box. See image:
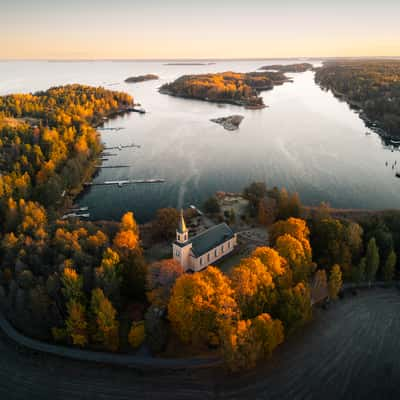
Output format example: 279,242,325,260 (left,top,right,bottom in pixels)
177,209,187,233
176,209,189,244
